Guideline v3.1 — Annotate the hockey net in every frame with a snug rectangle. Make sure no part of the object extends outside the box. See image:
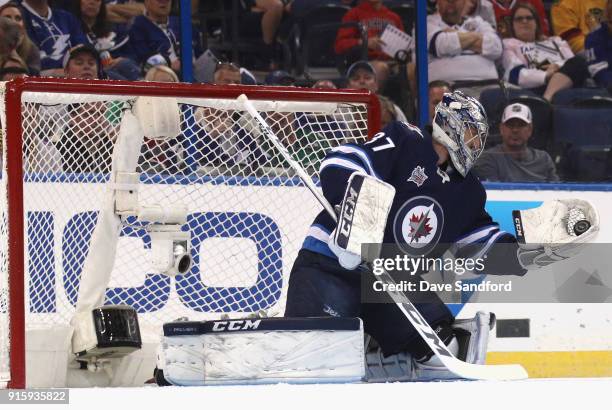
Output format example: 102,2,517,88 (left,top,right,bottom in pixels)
0,78,379,388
